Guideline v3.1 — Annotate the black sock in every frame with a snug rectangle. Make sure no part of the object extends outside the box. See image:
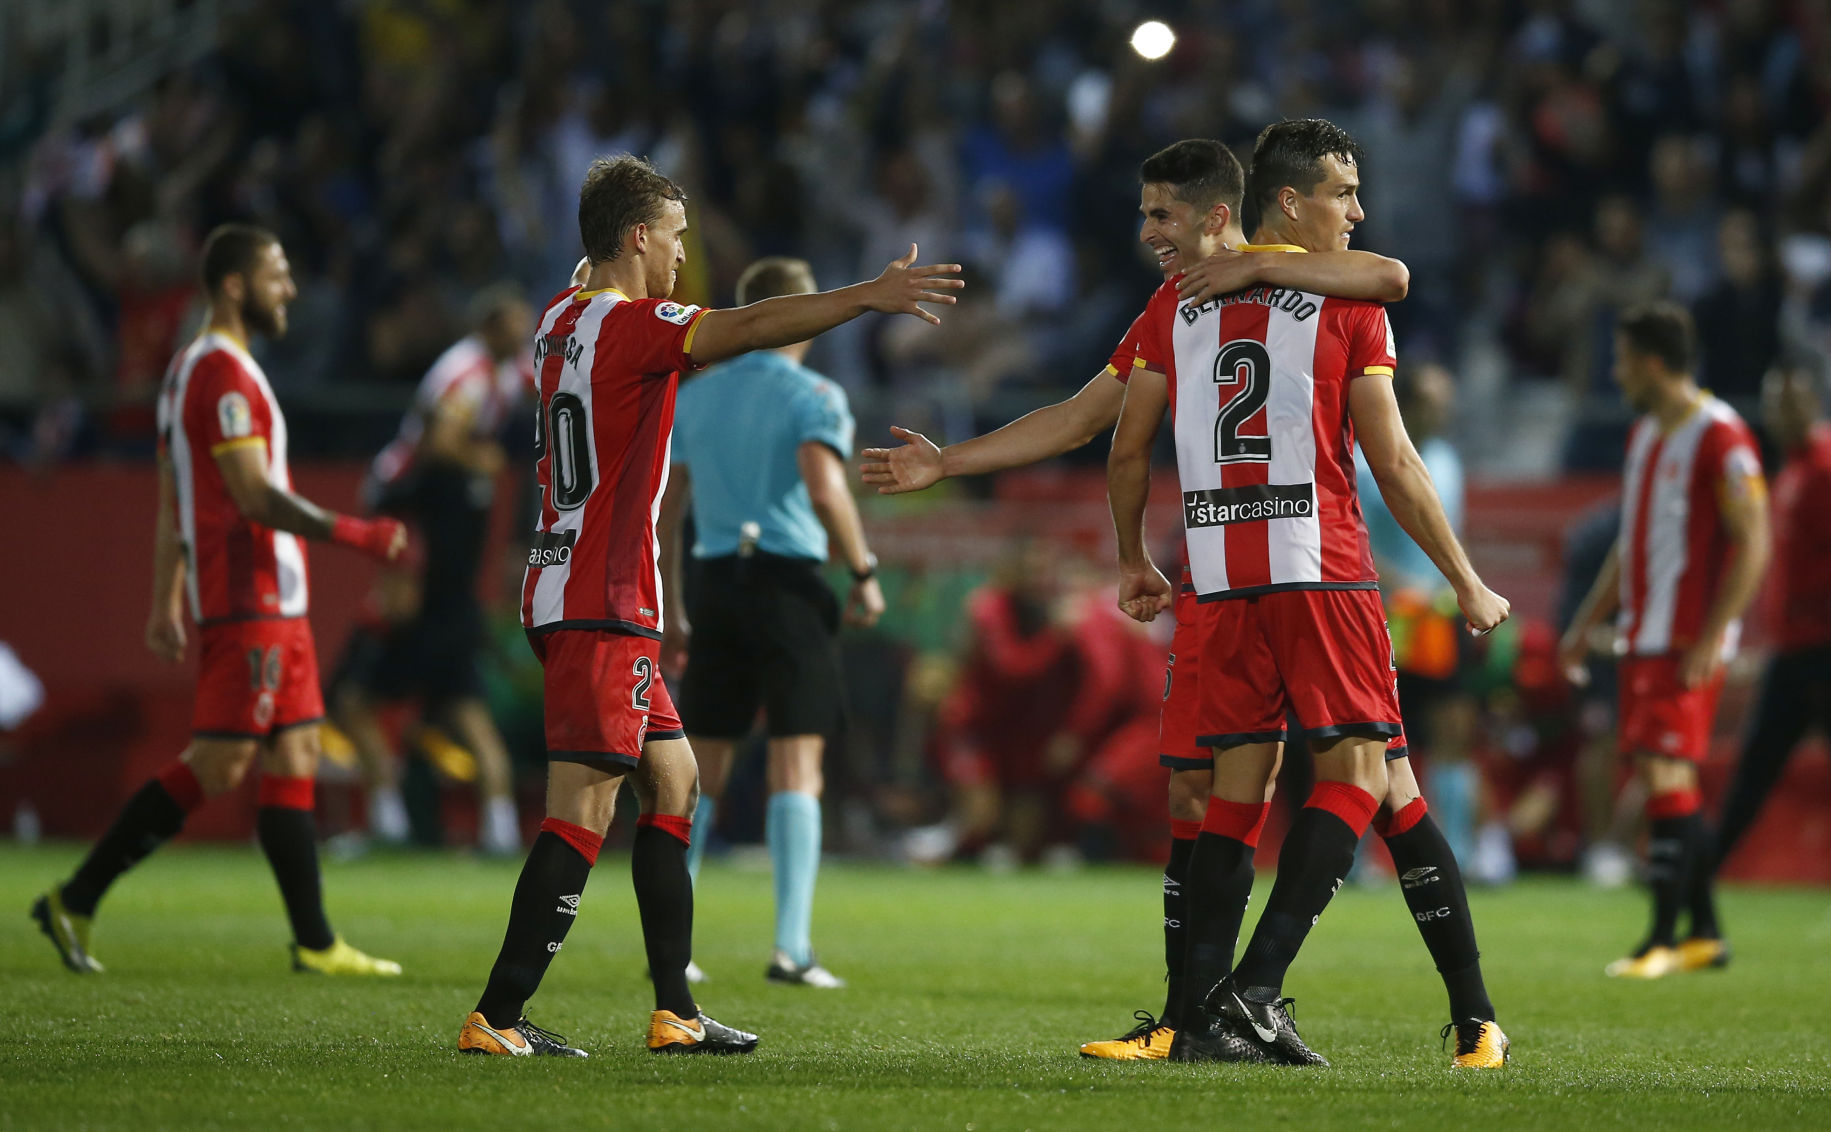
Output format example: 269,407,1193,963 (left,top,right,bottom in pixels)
475,832,594,1029
1644,815,1697,949
1232,806,1362,995
257,806,336,951
1179,832,1254,1024
1685,820,1721,940
61,779,189,916
632,825,696,1018
1160,833,1196,1027
1383,812,1494,1022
